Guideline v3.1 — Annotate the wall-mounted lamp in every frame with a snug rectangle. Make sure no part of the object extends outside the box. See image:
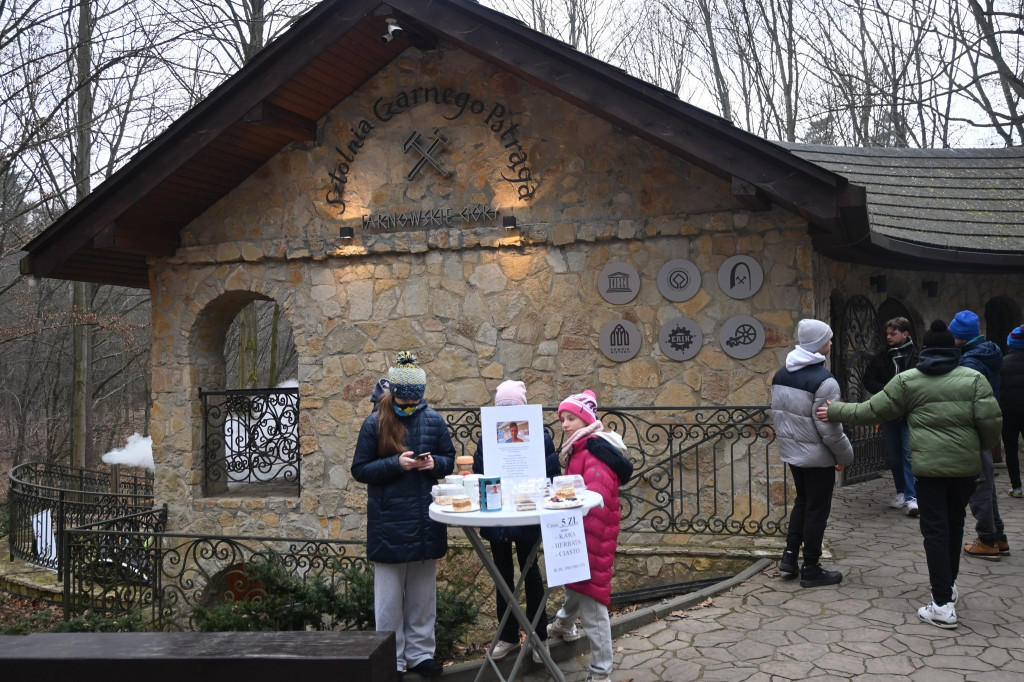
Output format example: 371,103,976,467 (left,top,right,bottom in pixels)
921,280,938,298
869,275,887,293
502,216,517,230
339,226,354,239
